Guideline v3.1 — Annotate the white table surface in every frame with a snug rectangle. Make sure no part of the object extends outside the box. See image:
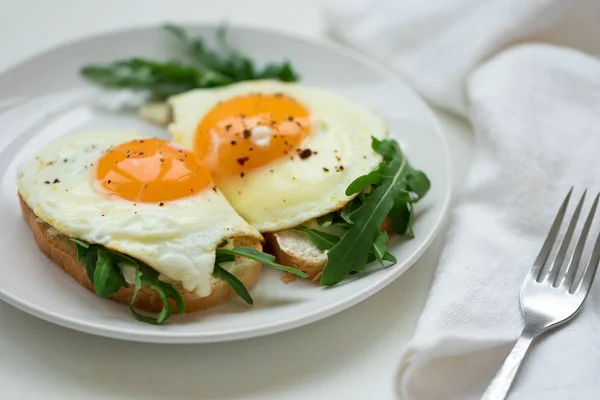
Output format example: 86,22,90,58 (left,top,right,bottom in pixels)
0,1,474,399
